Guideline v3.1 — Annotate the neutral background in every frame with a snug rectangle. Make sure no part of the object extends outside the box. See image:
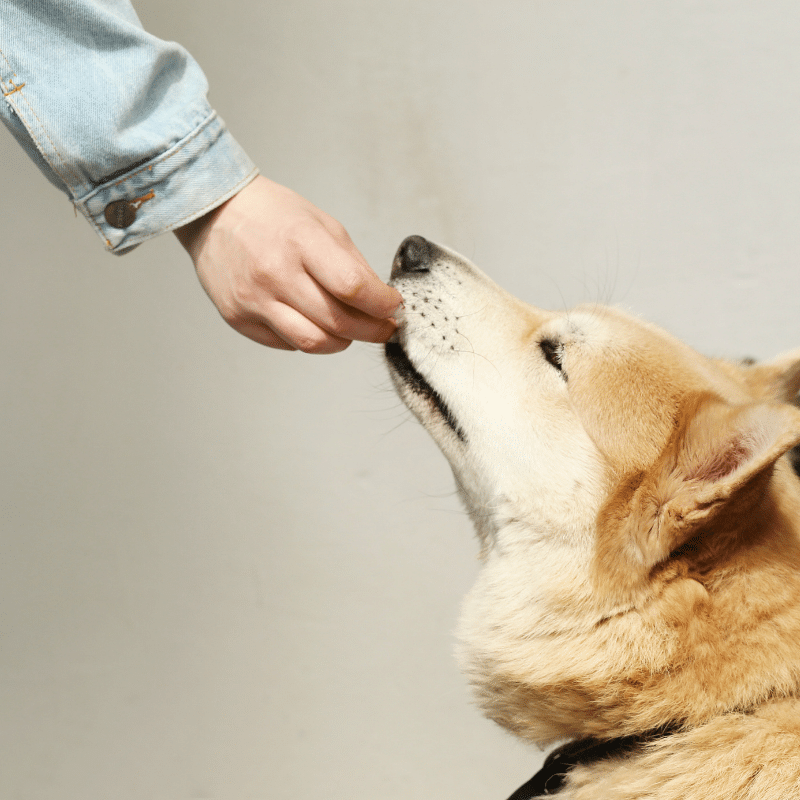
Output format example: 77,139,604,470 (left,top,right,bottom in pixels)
3,2,800,798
